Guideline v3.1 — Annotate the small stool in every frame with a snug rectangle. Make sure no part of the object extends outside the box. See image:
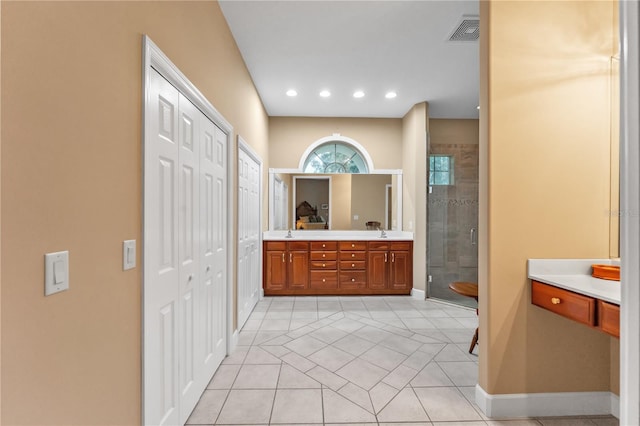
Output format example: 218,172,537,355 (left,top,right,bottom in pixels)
448,282,479,354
